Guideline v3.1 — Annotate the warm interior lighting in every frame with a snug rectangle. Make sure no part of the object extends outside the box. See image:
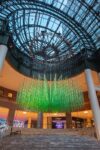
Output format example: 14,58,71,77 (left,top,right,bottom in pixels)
84,111,88,114
23,112,27,114
54,113,58,116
